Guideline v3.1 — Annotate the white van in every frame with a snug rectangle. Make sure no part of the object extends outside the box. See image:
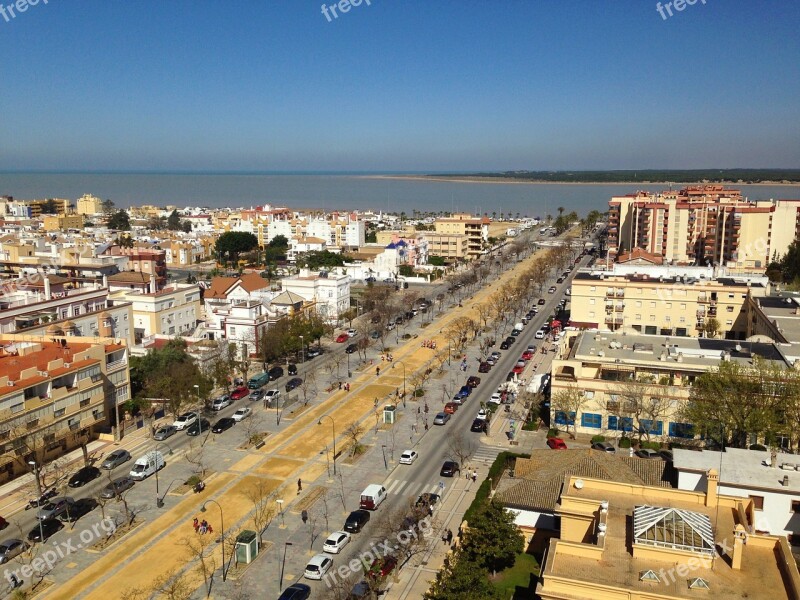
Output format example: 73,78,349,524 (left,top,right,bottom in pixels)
129,450,166,481
359,484,387,510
